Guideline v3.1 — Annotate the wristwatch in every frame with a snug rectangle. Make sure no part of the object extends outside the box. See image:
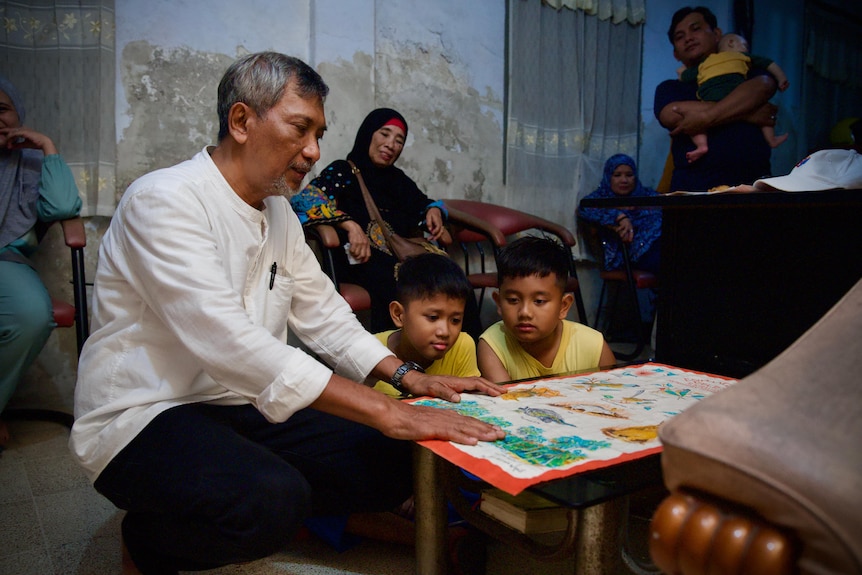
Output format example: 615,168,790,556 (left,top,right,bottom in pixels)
390,361,424,393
